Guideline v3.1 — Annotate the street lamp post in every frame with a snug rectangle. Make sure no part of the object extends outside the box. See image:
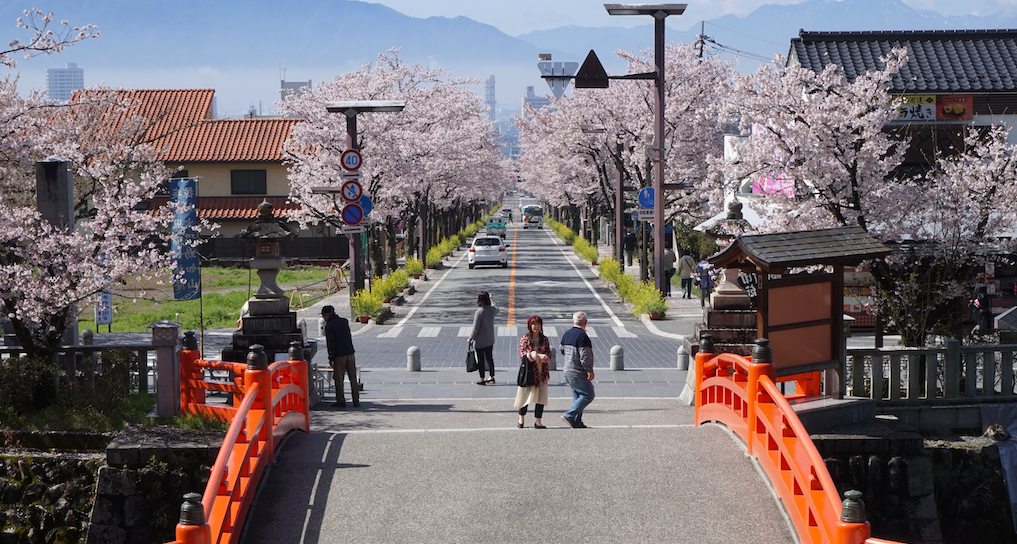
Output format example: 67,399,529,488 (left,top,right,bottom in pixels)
324,100,405,294
605,4,685,294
